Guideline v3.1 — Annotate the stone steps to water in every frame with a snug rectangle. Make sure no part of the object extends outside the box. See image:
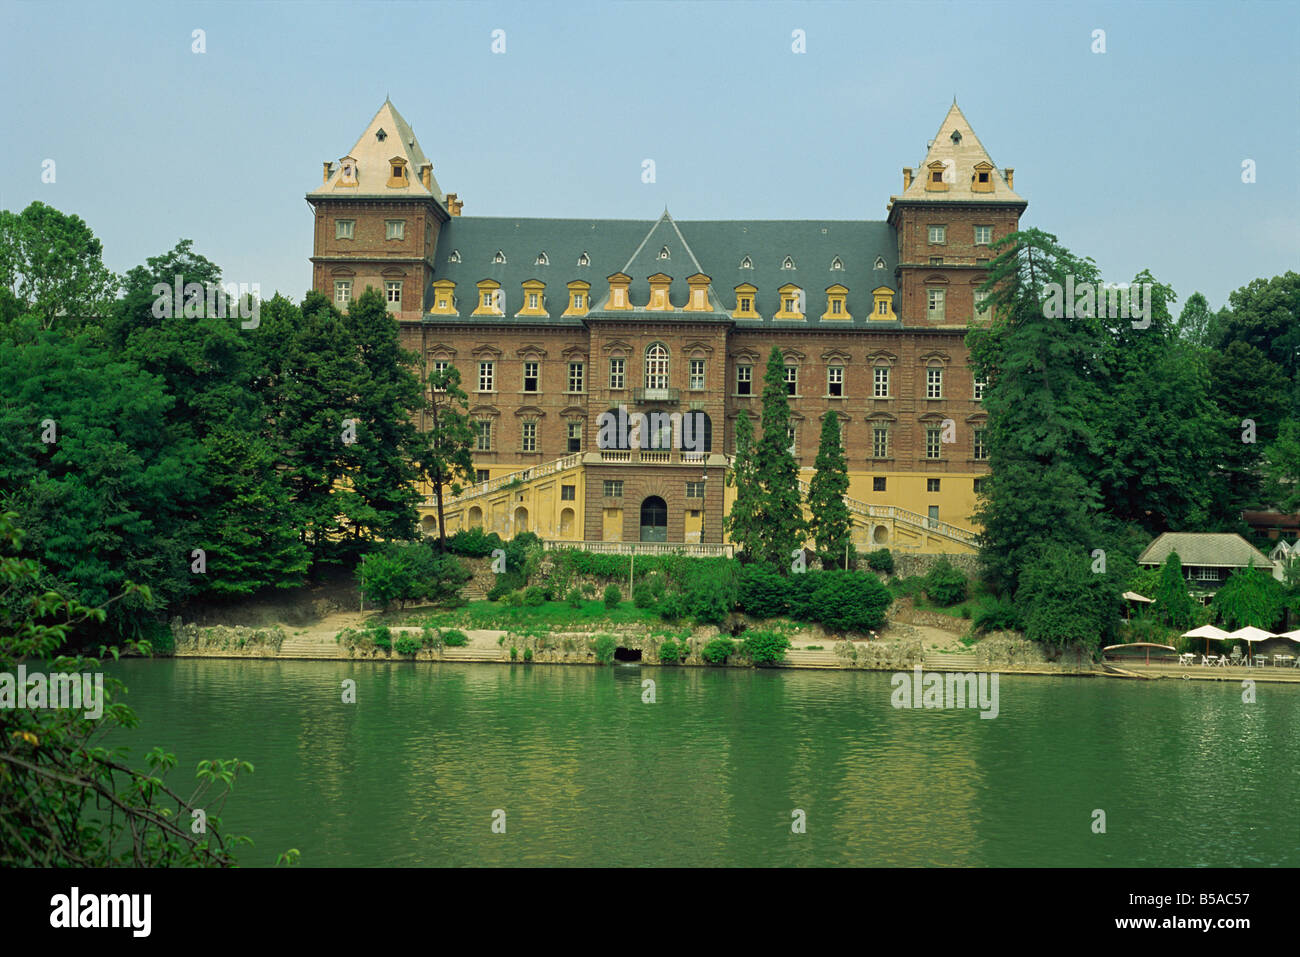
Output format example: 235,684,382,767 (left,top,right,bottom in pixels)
439,647,509,662
278,635,347,660
782,649,842,668
922,653,980,671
